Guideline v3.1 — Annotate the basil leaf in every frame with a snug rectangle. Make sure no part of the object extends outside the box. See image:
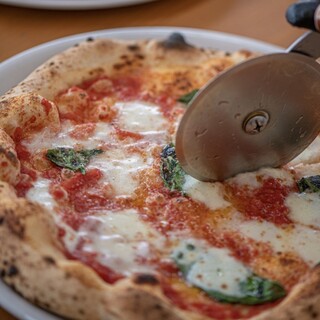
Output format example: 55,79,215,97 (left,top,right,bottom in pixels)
177,89,199,104
160,143,185,192
172,241,286,305
205,275,285,305
297,175,320,193
237,275,286,304
46,148,103,174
